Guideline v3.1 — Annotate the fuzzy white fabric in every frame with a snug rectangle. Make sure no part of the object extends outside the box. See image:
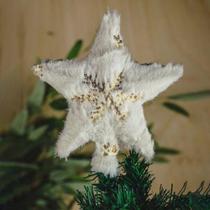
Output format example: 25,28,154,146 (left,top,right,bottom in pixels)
32,10,183,177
